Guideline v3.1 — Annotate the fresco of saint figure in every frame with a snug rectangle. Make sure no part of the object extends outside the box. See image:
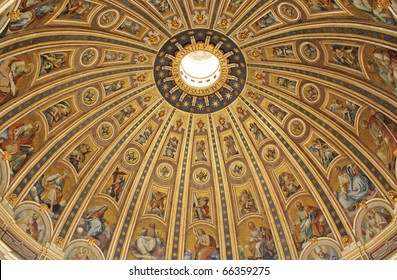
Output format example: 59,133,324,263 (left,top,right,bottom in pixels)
130,222,166,260
0,121,40,175
15,210,46,244
224,135,239,157
193,228,218,260
0,57,33,105
361,111,397,177
292,201,330,250
308,138,338,170
361,207,392,243
195,140,208,162
240,222,277,260
334,164,375,212
68,143,91,172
